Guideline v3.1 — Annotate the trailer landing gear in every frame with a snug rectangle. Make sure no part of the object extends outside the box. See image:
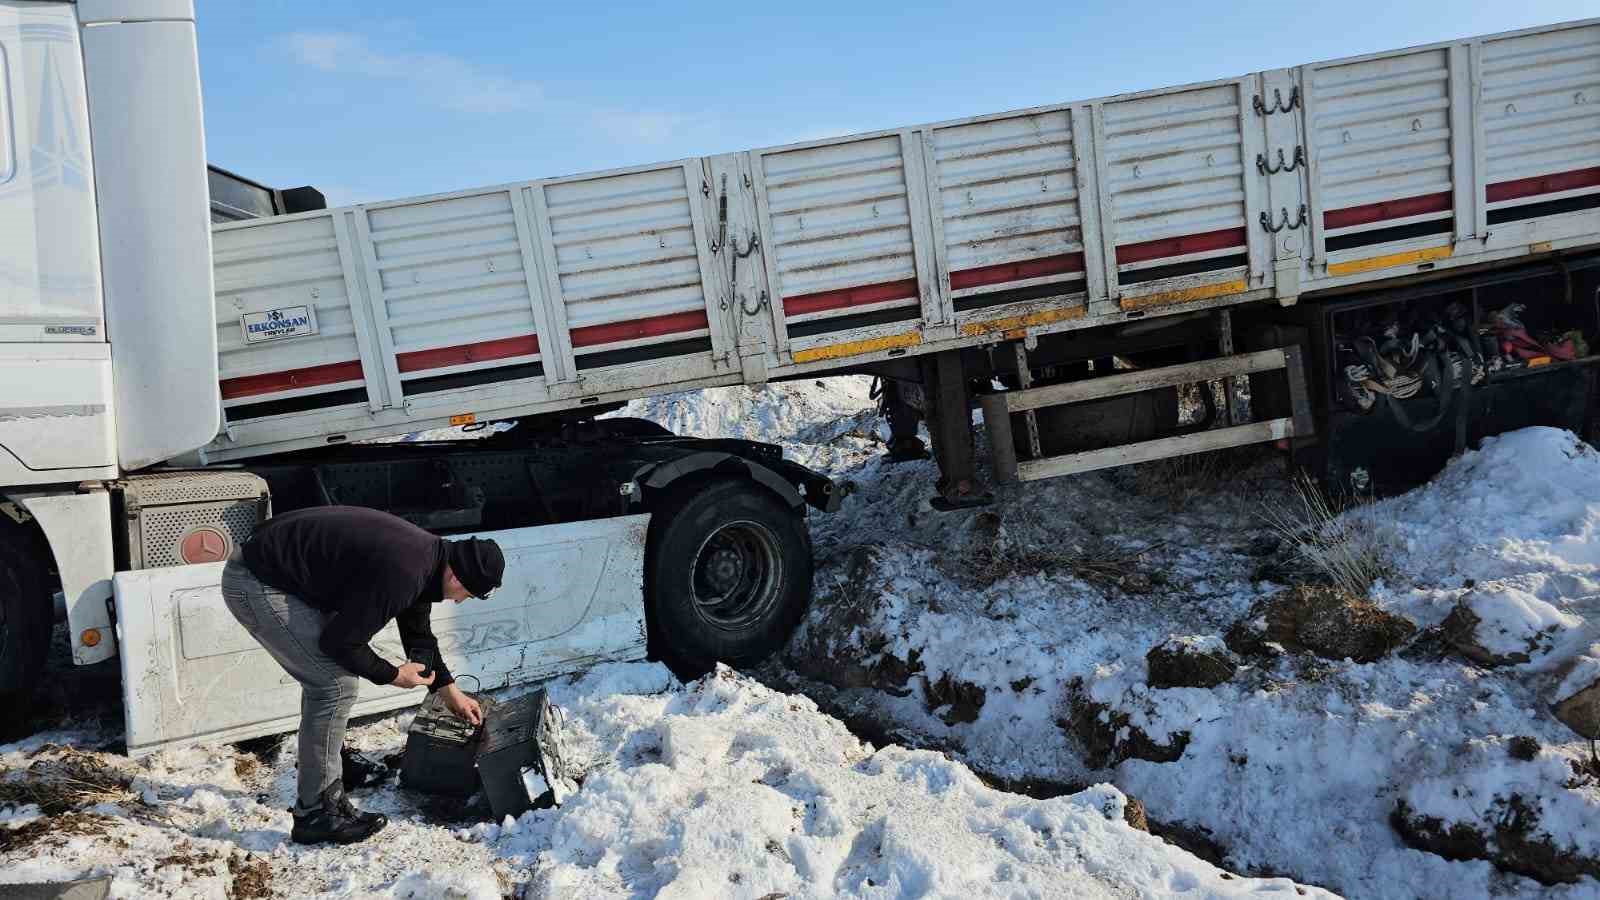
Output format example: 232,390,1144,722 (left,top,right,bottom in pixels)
923,351,992,511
